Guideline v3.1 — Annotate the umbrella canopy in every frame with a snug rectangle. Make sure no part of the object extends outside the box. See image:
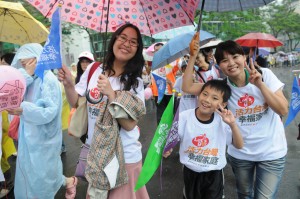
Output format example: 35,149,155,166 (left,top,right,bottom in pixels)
152,30,215,70
26,0,199,36
146,42,167,56
197,0,275,12
152,24,196,40
258,48,270,57
195,0,275,31
0,1,49,45
200,39,222,49
235,32,283,48
143,49,153,61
